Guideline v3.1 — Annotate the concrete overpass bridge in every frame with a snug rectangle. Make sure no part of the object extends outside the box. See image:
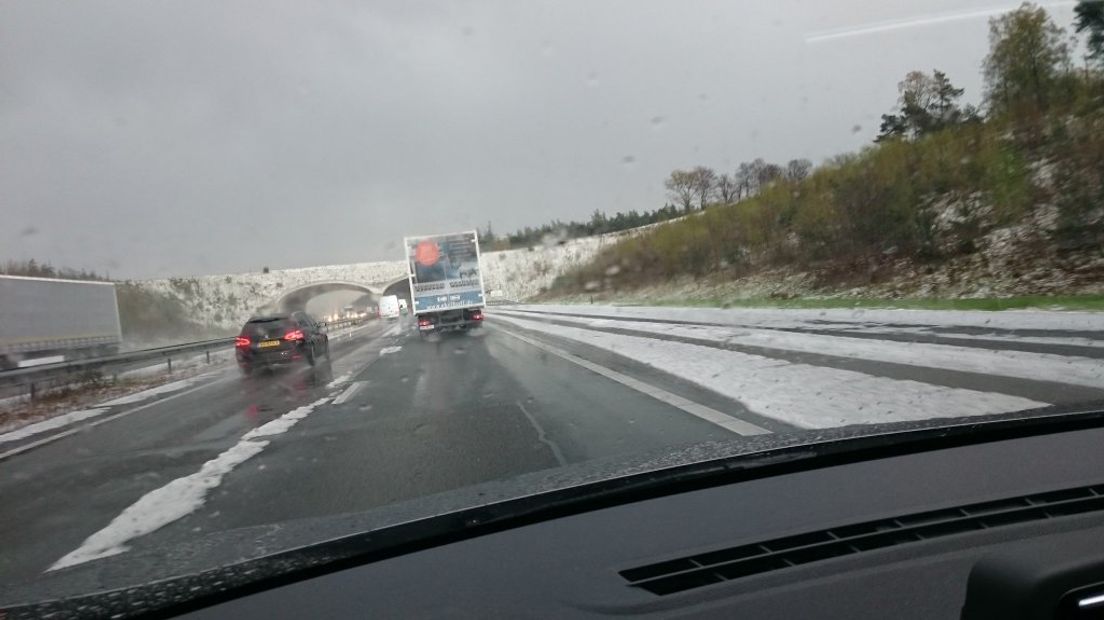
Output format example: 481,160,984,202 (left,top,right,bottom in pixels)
136,231,620,330
271,277,412,314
